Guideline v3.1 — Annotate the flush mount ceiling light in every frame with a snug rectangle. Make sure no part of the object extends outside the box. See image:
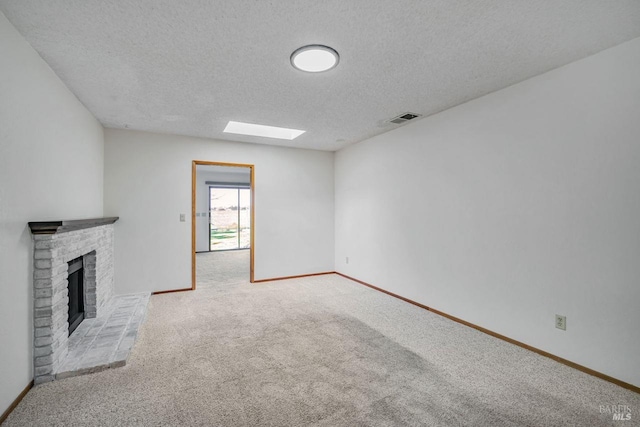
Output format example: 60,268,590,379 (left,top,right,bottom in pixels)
223,121,305,140
291,45,339,73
